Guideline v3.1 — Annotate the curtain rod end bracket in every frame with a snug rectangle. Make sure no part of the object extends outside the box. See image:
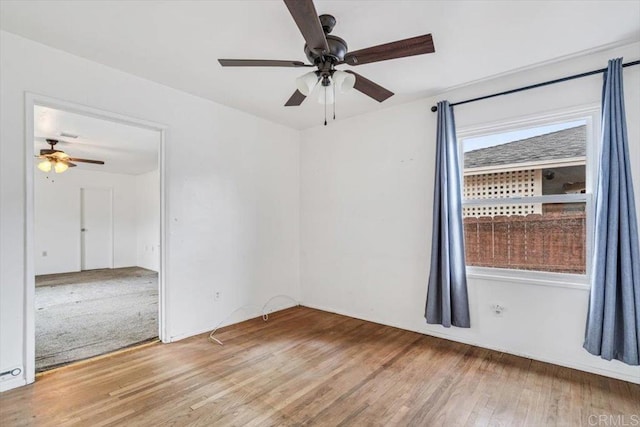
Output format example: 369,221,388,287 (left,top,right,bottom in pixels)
430,106,438,112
